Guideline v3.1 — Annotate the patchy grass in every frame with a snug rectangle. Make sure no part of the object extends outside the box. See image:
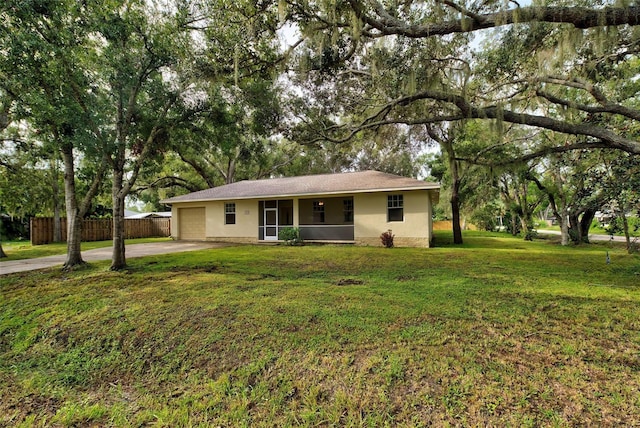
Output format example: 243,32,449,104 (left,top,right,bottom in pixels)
1,232,639,426
0,237,171,261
